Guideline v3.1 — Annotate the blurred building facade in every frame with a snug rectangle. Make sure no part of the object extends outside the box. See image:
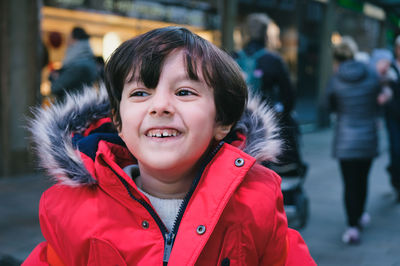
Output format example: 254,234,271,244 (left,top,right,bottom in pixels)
0,0,41,177
1,0,399,177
